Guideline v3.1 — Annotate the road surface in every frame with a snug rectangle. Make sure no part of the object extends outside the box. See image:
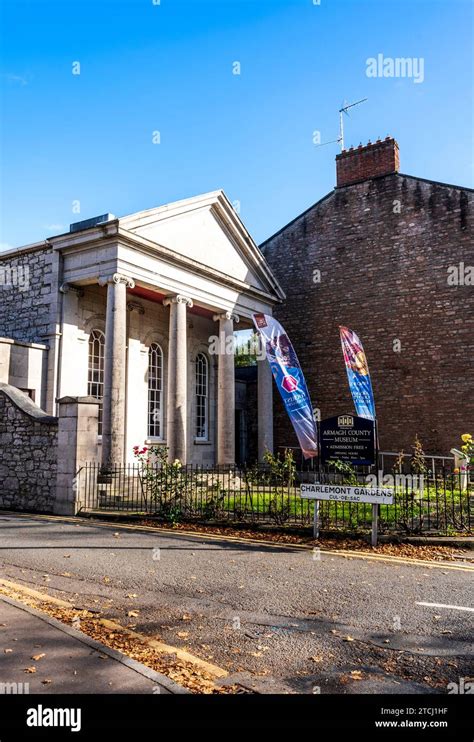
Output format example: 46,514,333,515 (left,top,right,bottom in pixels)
0,512,472,694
